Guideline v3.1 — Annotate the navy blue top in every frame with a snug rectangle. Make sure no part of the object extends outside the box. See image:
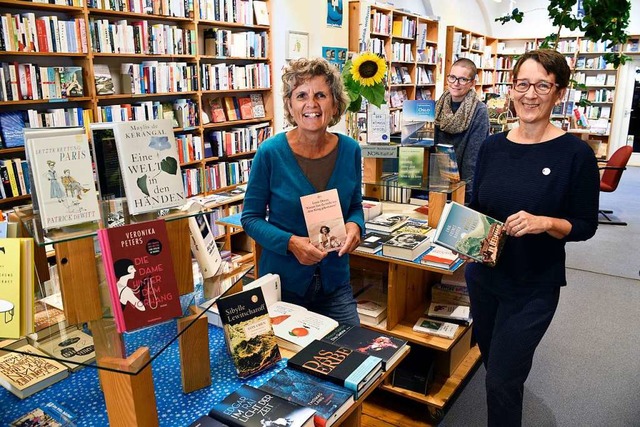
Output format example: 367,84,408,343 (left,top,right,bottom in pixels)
469,132,600,286
241,132,365,298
